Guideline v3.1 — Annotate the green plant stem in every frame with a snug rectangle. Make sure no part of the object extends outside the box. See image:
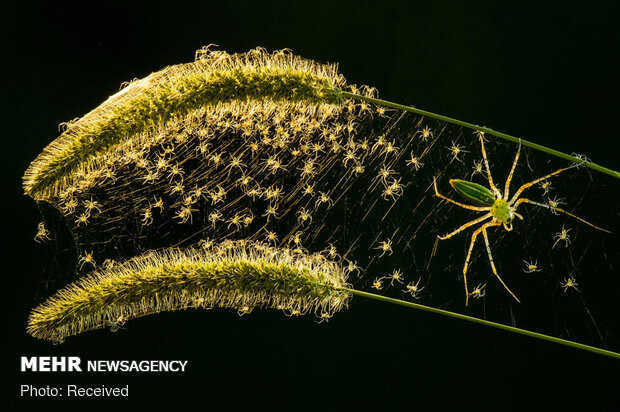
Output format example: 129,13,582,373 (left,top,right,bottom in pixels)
341,91,620,180
342,288,620,360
